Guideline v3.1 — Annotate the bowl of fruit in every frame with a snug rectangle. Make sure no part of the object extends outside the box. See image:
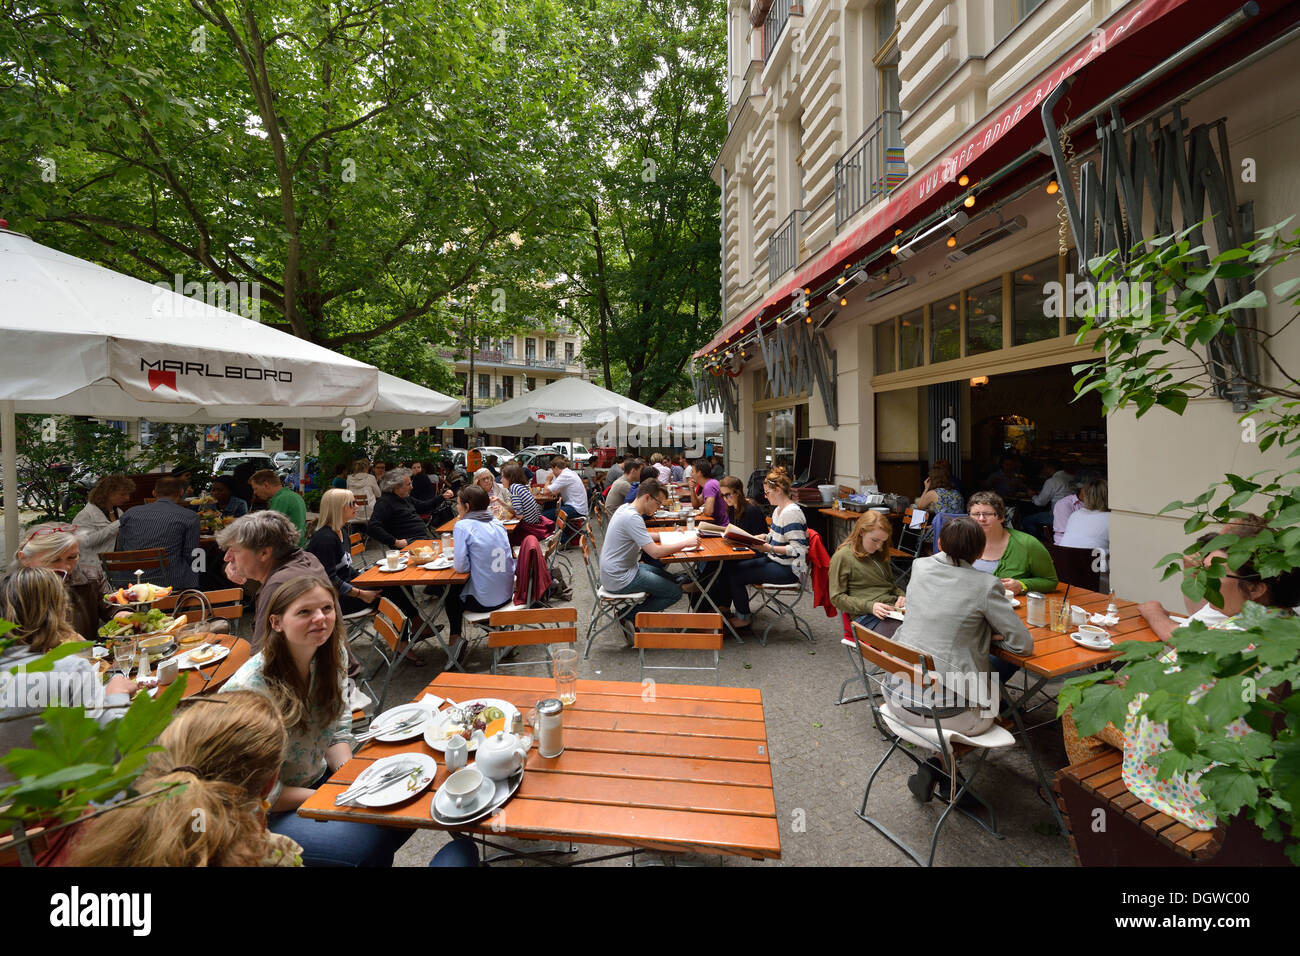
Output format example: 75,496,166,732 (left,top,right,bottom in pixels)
104,583,173,608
